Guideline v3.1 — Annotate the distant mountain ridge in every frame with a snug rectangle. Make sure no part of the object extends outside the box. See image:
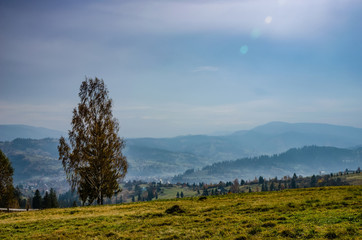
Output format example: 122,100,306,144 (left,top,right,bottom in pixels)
173,146,362,183
1,122,362,188
127,122,362,163
0,124,65,141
